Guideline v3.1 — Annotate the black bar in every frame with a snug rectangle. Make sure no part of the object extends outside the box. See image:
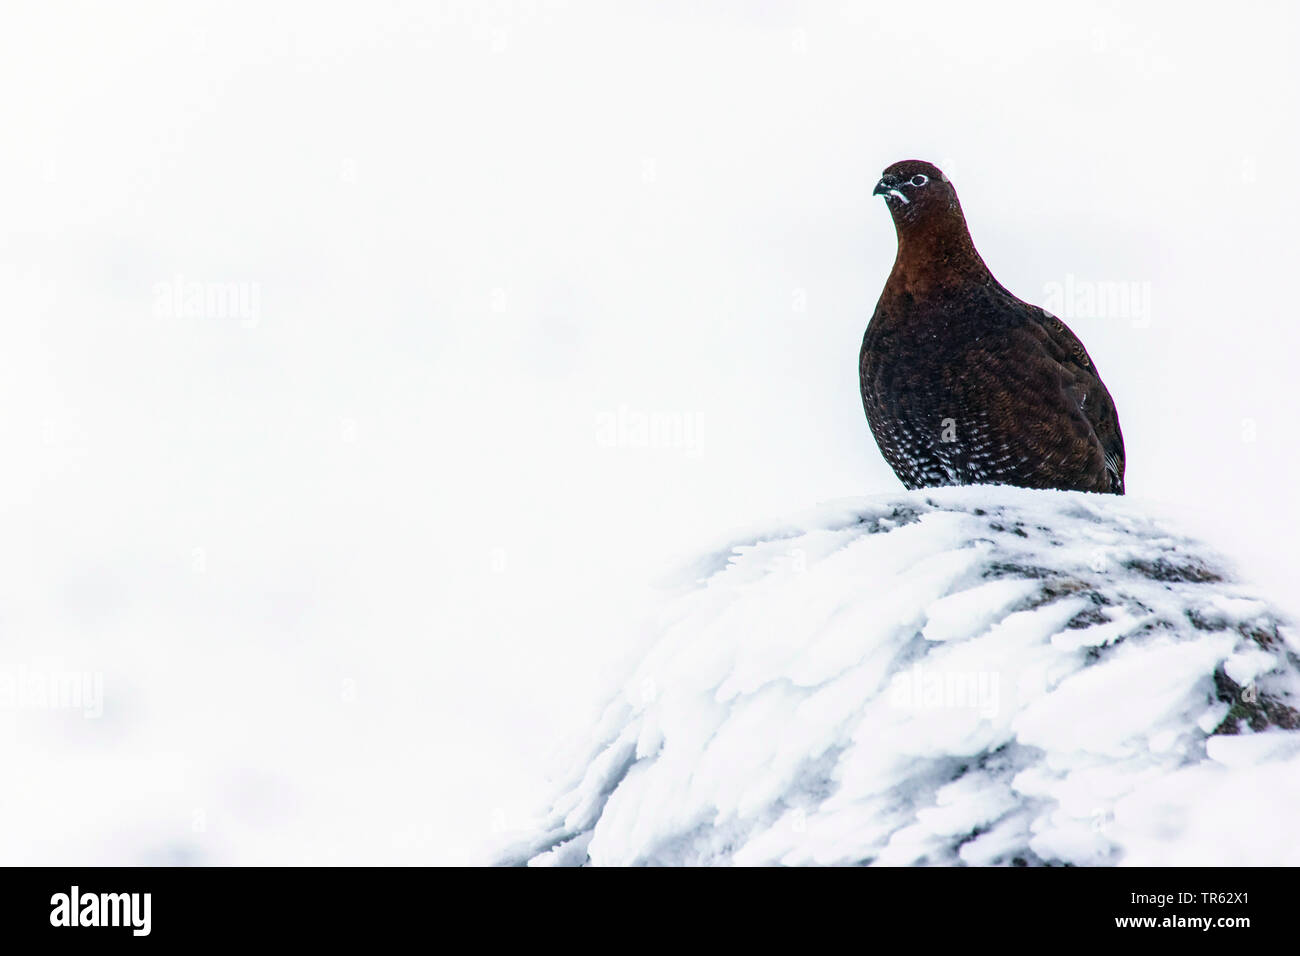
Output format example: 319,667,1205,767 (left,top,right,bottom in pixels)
0,866,1285,943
